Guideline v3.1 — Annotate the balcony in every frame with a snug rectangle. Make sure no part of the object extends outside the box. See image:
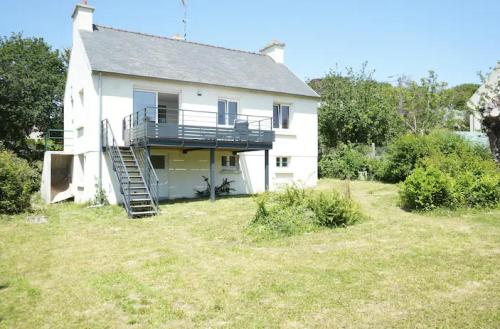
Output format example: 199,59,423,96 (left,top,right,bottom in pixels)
122,108,275,150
